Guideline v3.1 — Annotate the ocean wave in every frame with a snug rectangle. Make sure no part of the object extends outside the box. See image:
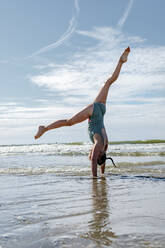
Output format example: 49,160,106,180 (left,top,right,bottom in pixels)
0,166,91,175
1,151,165,157
0,161,164,176
0,142,165,157
109,151,165,157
